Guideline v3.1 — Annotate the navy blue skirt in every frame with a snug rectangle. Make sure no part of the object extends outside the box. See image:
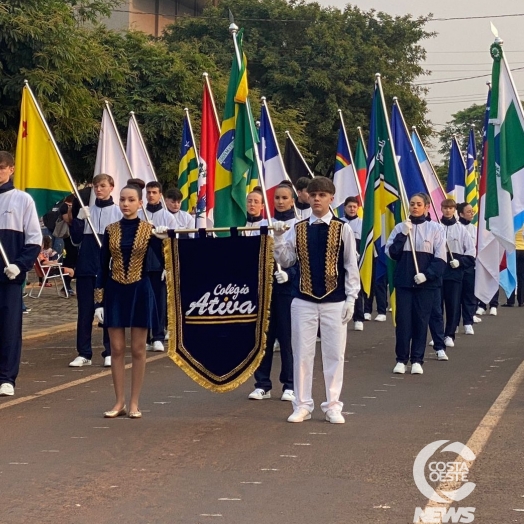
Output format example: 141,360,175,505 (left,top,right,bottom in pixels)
104,276,157,328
